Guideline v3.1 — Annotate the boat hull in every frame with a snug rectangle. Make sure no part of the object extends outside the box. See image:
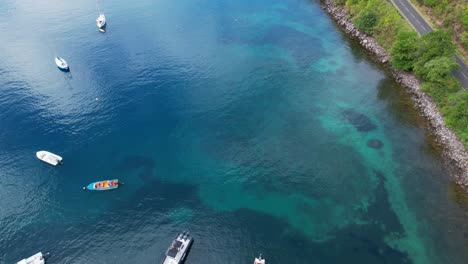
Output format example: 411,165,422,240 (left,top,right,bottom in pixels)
55,57,69,71
36,151,62,166
96,14,106,31
162,232,193,264
254,258,265,264
57,66,70,72
16,252,45,264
